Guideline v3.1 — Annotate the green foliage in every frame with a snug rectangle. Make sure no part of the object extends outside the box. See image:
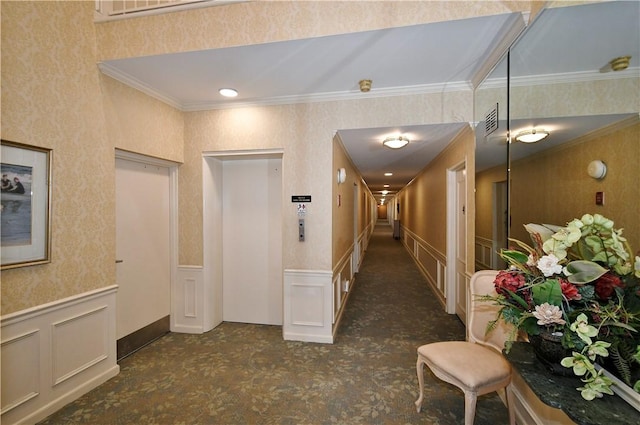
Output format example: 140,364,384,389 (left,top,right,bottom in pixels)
564,260,608,284
532,280,563,306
